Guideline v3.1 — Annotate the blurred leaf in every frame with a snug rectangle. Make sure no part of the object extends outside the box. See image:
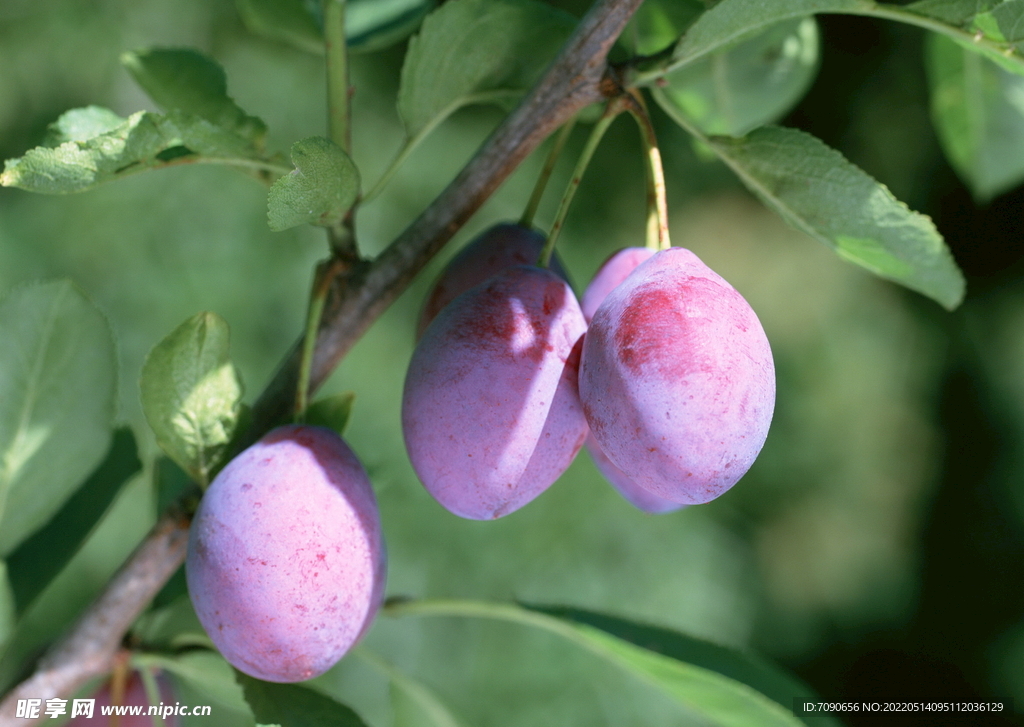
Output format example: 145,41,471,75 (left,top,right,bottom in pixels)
348,0,438,54
237,0,435,54
661,0,1024,78
0,562,14,652
237,672,371,726
625,0,705,55
133,595,212,651
905,0,1001,25
527,605,841,727
267,136,359,231
306,392,355,436
139,649,249,712
140,312,244,487
656,17,819,137
926,33,1024,200
657,114,965,309
6,427,140,615
387,599,807,727
237,0,324,54
0,280,115,556
355,648,464,727
122,48,267,147
397,0,576,138
42,105,125,146
1,110,276,195
155,456,193,515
